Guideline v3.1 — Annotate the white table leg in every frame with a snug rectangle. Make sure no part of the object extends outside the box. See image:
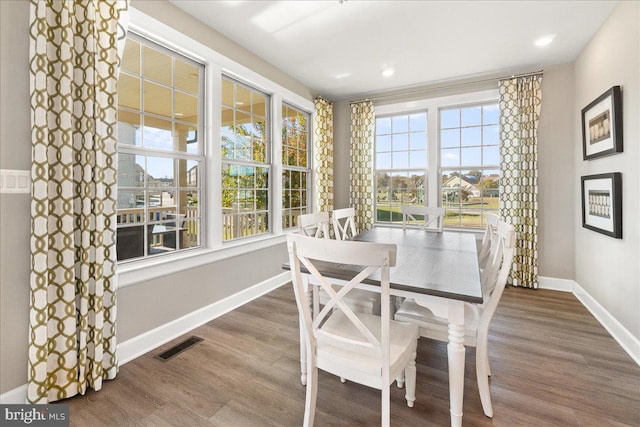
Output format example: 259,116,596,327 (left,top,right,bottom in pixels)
448,300,465,427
